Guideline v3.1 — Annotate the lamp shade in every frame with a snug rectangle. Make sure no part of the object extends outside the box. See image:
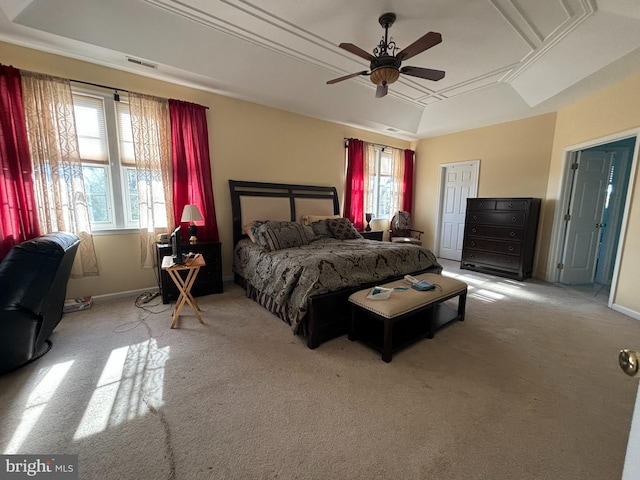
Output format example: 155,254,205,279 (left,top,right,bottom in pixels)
181,204,204,223
370,67,400,86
